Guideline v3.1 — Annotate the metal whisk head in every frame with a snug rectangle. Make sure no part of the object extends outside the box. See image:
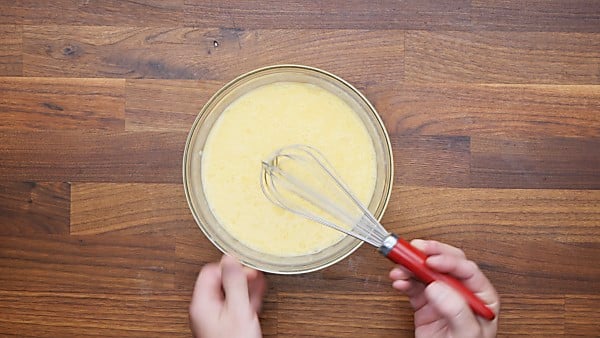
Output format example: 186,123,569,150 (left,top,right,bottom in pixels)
260,145,388,247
